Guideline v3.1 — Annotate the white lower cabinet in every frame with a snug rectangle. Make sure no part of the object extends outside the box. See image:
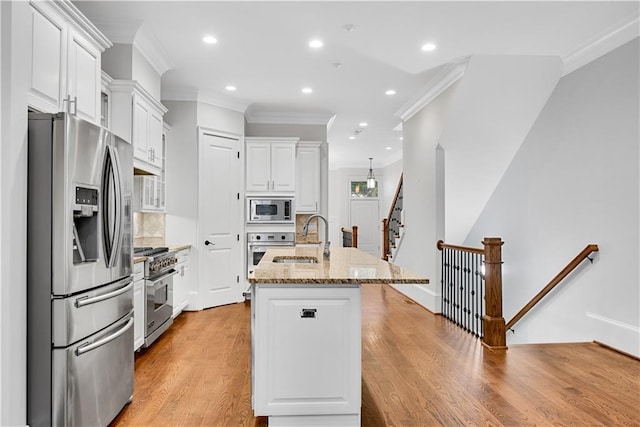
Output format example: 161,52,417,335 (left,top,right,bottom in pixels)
171,248,190,318
253,285,361,422
133,262,145,352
